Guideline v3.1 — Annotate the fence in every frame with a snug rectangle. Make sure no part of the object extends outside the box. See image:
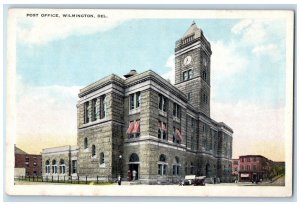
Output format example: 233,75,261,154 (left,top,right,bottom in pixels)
15,175,115,184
